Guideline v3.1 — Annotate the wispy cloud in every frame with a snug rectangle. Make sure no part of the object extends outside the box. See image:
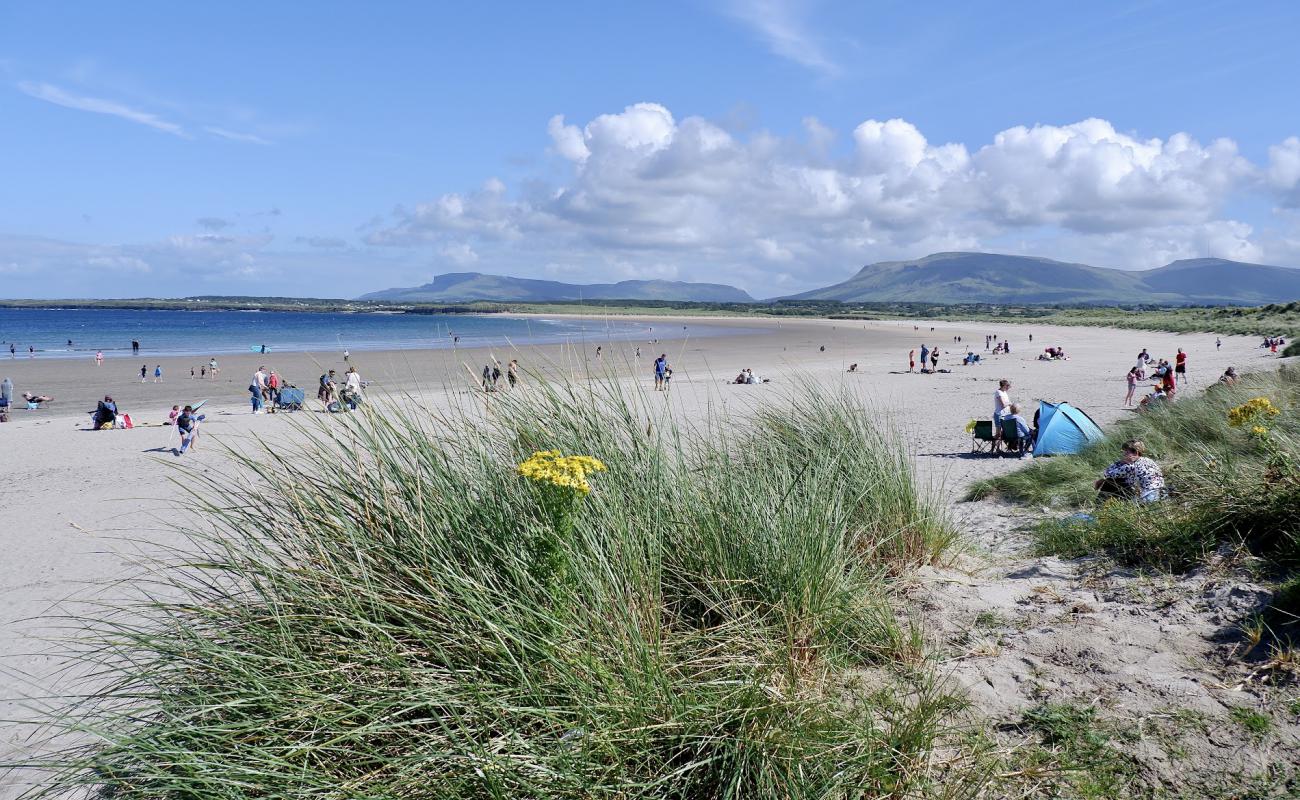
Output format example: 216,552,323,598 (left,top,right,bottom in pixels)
204,125,271,145
17,80,187,136
723,0,840,76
